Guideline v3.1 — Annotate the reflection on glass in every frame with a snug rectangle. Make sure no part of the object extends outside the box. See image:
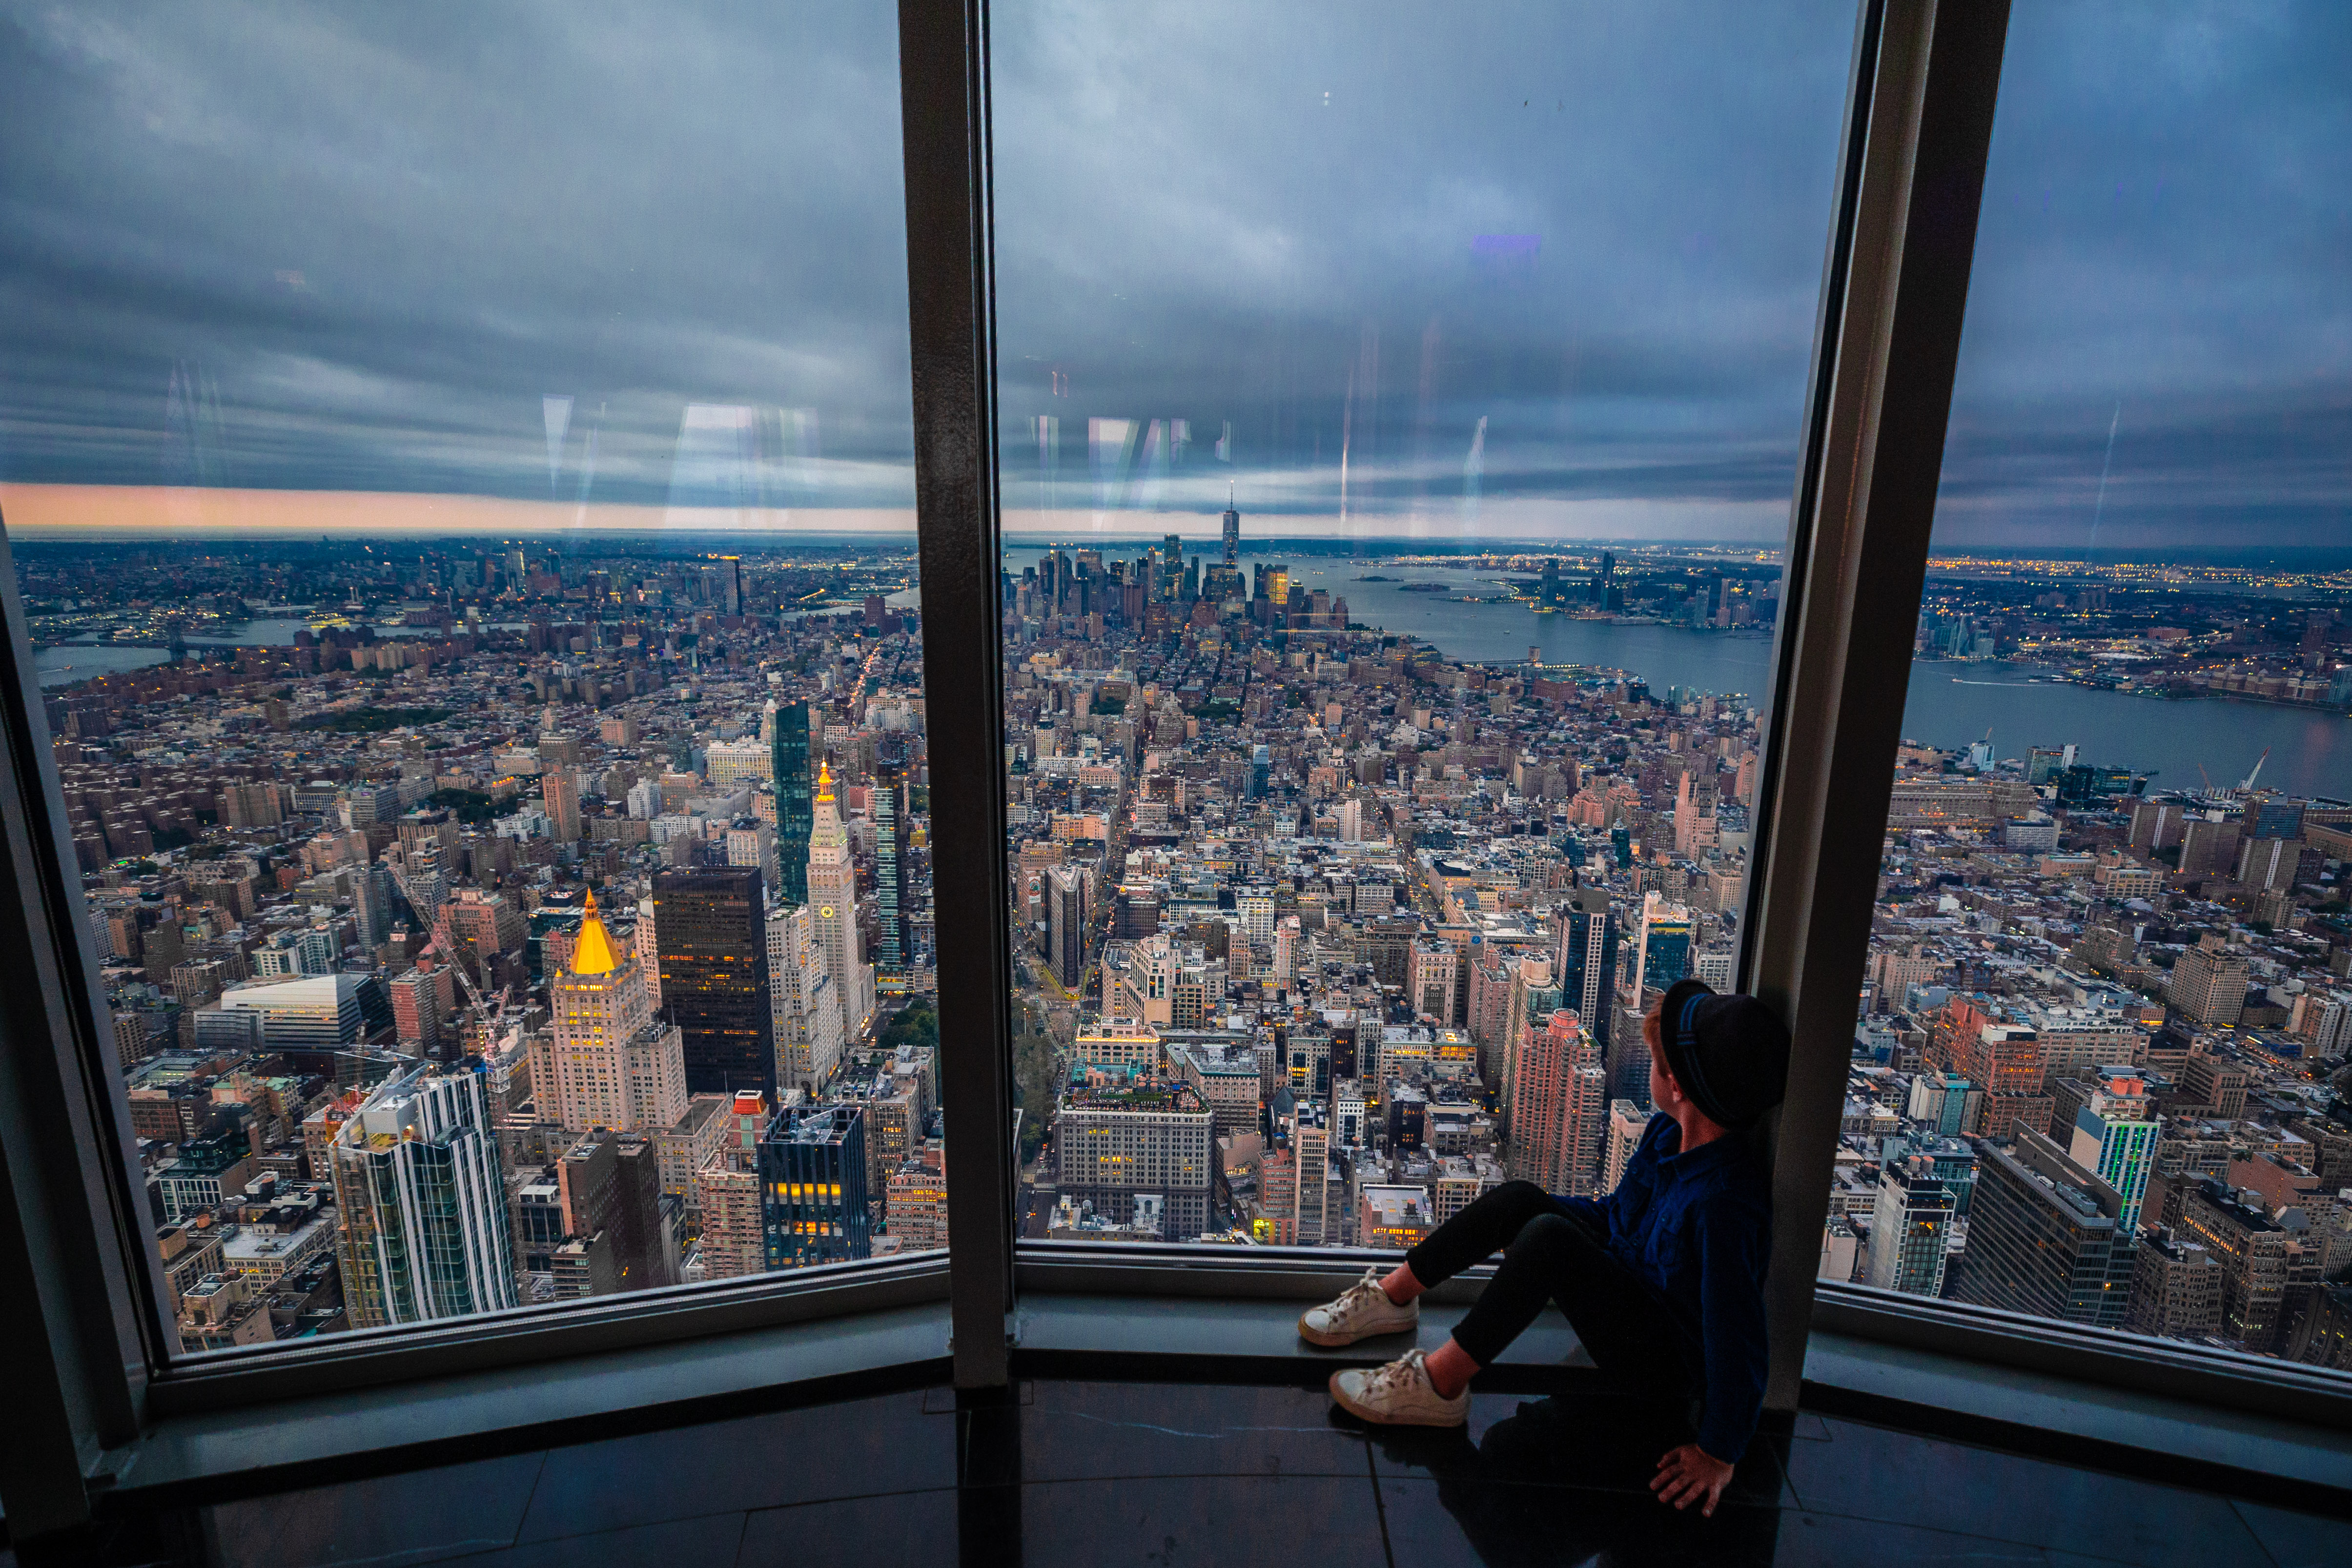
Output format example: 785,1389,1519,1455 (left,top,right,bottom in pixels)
1842,3,2352,1367
992,3,1852,1245
1,5,941,1352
